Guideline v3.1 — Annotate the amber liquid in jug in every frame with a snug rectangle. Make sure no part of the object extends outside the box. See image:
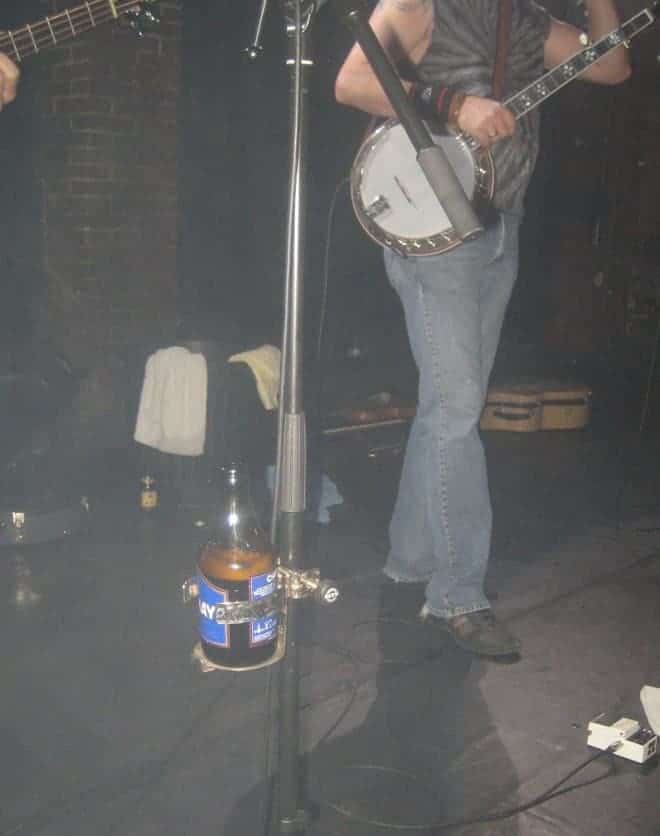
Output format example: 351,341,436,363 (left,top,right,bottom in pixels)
197,464,278,668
